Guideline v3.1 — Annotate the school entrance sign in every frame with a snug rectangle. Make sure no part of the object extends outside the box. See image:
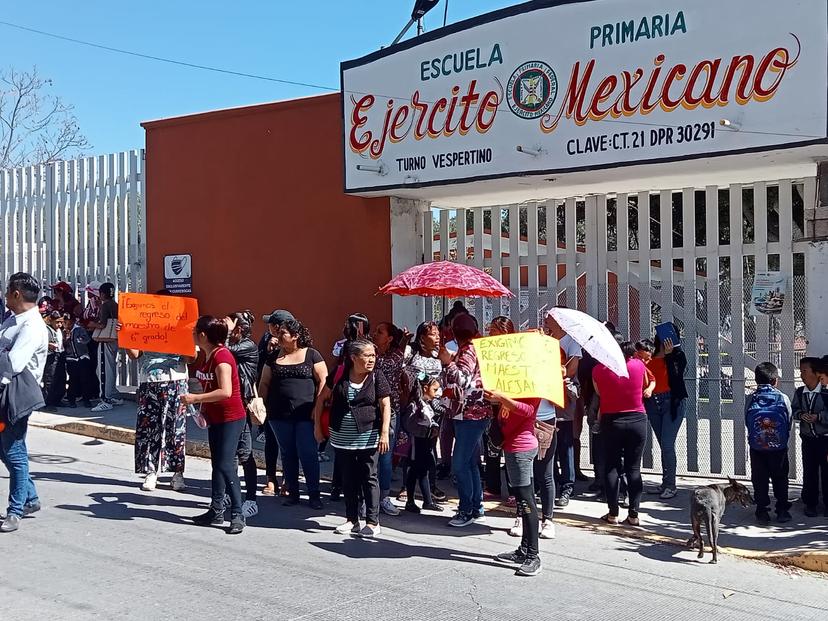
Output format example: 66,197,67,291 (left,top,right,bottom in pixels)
341,0,828,193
